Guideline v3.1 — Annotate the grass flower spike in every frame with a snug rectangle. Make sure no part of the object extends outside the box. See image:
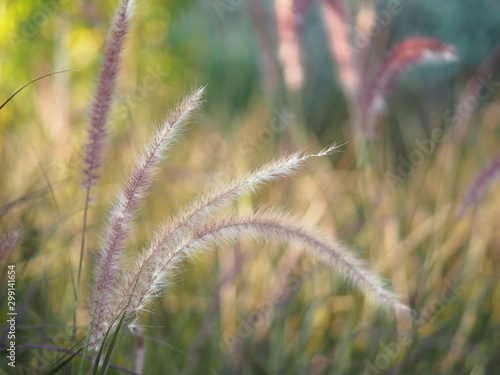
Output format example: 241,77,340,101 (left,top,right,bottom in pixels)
126,209,409,321
82,0,133,189
89,88,204,347
184,210,410,313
